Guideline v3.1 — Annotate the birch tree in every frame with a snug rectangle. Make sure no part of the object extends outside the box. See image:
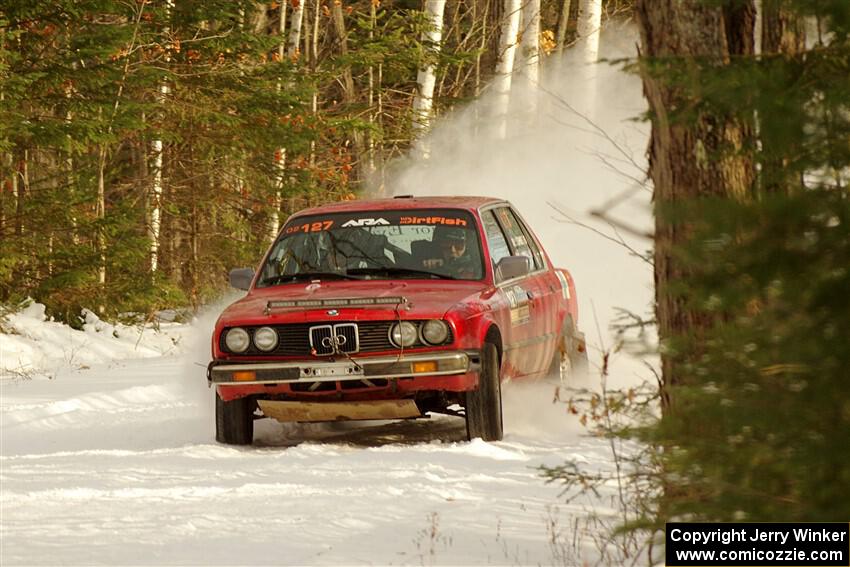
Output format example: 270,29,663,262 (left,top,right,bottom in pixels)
411,0,447,156
149,0,173,273
555,0,572,55
492,0,521,140
288,0,305,59
577,0,602,64
270,3,287,240
367,0,381,184
516,0,541,118
309,0,319,169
